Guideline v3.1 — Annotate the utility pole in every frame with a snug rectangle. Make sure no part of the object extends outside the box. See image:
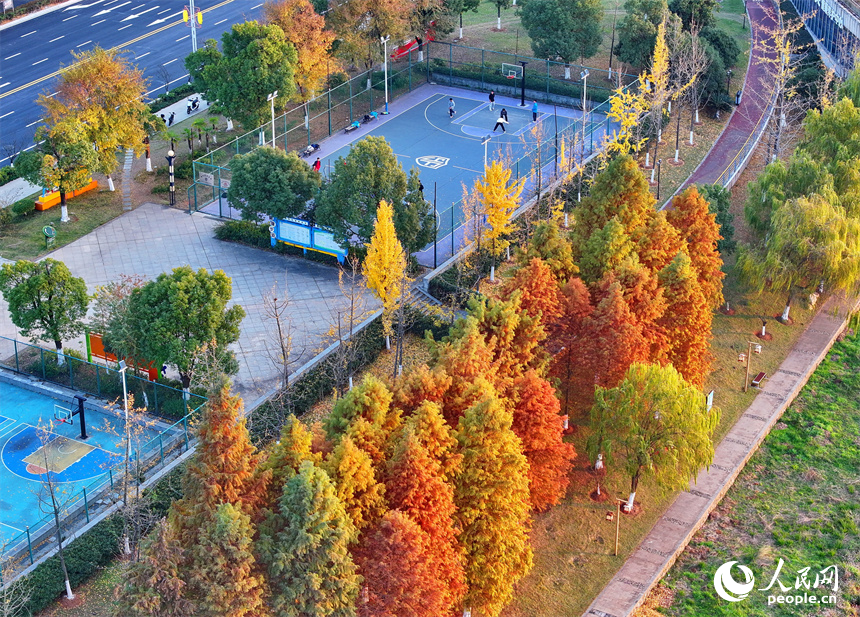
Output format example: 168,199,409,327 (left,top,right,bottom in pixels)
183,0,201,52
